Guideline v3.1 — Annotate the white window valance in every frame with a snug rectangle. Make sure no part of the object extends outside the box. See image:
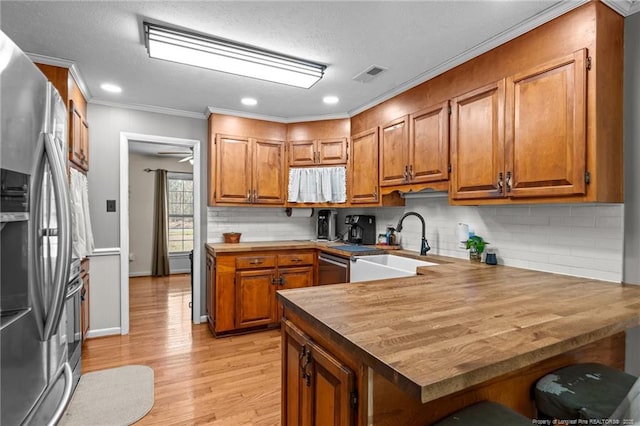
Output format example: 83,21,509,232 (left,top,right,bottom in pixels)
287,166,347,203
